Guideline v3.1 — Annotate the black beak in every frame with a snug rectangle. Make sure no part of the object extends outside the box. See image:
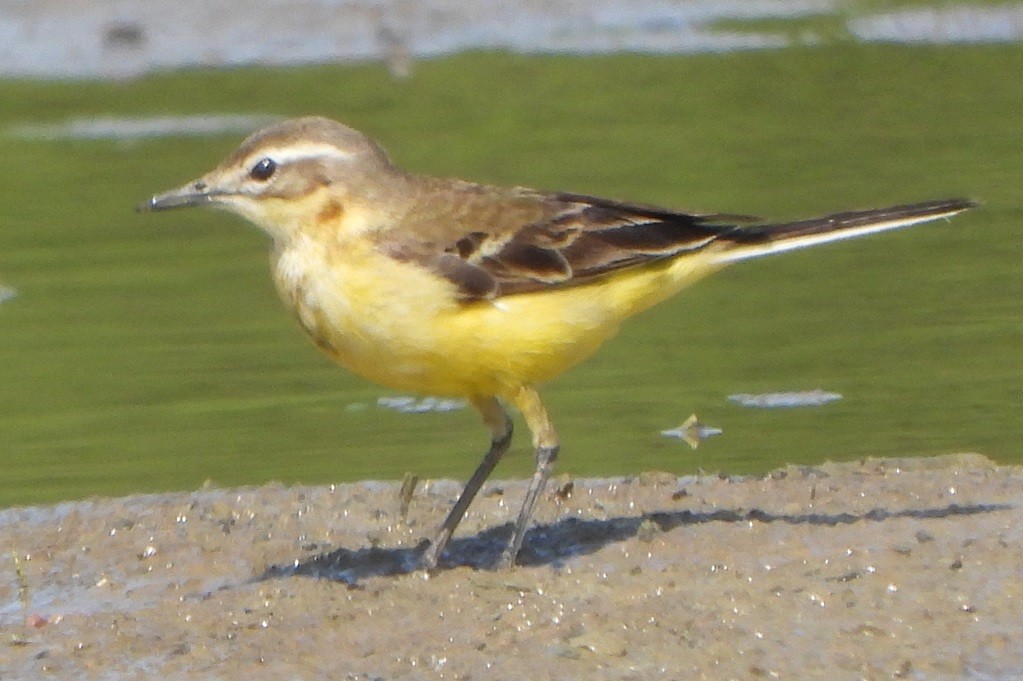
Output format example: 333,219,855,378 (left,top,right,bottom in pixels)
137,180,215,212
